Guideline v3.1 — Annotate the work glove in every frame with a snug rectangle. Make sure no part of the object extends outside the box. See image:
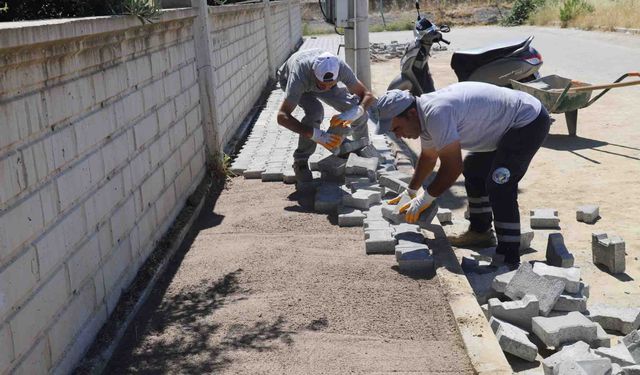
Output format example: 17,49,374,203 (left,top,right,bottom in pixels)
330,105,365,128
399,190,436,223
386,188,417,205
311,128,344,151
